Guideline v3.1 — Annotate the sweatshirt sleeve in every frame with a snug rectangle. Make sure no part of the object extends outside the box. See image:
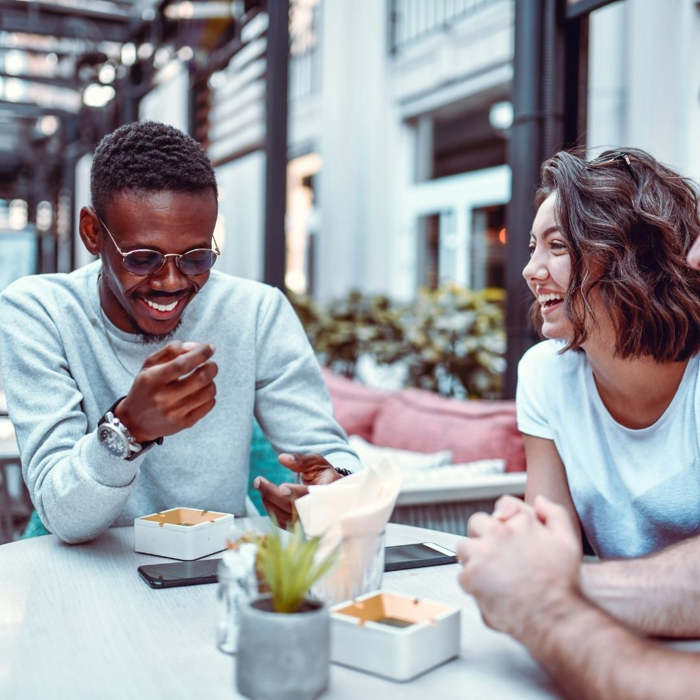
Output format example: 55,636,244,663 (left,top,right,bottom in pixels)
252,288,360,473
0,284,145,543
